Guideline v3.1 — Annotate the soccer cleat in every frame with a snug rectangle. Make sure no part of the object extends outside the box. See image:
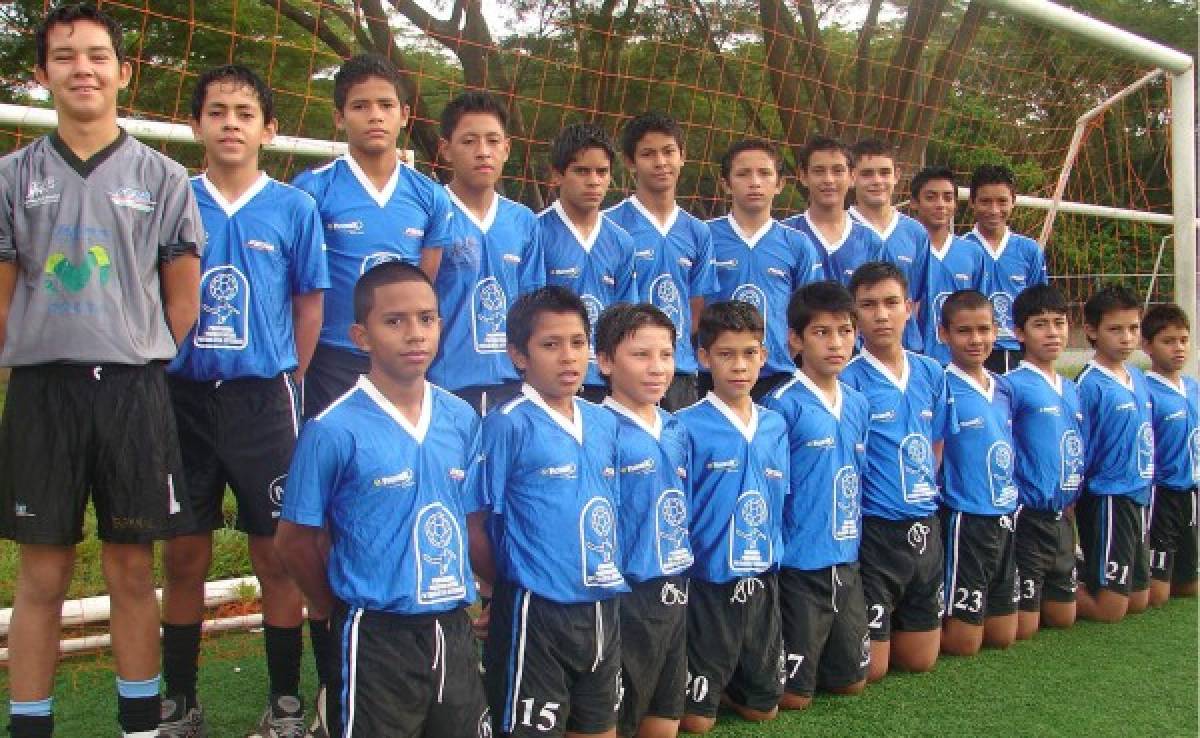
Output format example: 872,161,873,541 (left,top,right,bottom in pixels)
247,694,306,738
304,686,330,738
157,695,207,738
